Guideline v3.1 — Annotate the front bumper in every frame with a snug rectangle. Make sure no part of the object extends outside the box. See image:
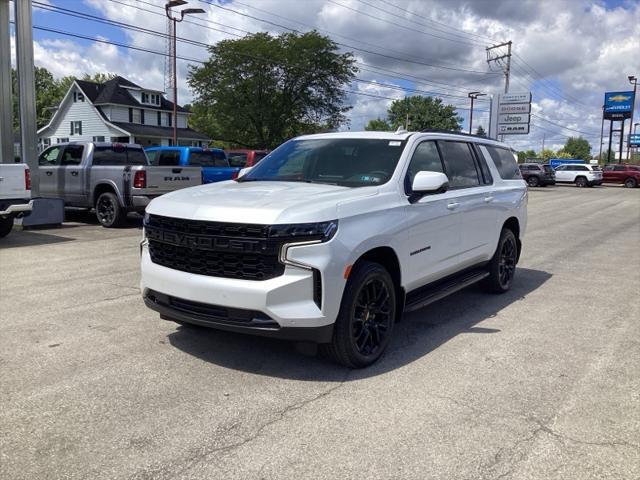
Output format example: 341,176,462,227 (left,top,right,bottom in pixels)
140,239,345,339
0,199,33,217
